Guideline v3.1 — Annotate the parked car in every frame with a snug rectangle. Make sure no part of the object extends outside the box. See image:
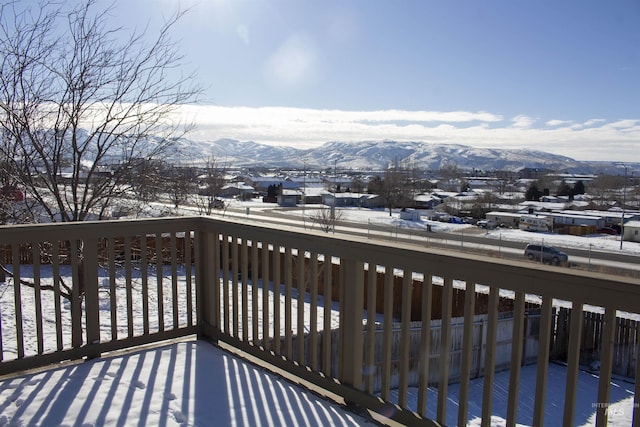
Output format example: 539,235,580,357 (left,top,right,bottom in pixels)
477,219,497,229
523,244,568,266
598,227,618,235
